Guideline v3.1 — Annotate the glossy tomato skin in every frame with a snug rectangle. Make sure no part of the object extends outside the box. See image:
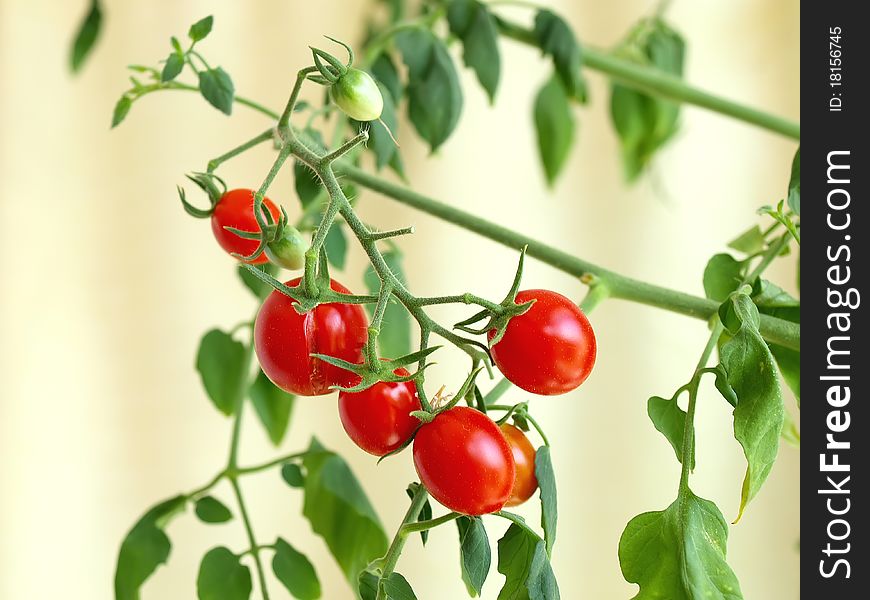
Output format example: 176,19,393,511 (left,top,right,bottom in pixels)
489,289,596,395
413,407,516,515
254,278,368,396
500,424,539,507
338,367,421,456
210,189,280,265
